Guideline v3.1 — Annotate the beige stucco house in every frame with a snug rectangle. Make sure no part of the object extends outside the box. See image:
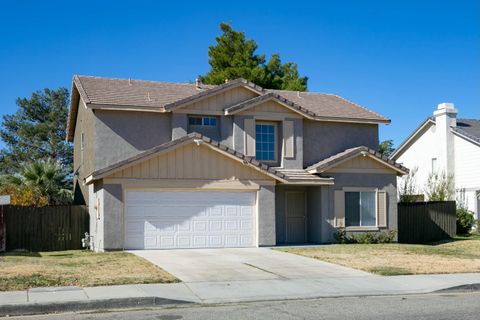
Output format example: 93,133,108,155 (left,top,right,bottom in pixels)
67,75,407,251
